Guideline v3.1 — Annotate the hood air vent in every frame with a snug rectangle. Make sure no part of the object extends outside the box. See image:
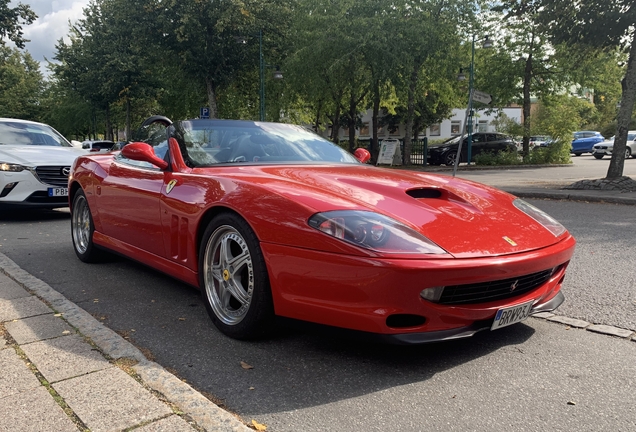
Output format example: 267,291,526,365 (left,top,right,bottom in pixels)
406,188,442,199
